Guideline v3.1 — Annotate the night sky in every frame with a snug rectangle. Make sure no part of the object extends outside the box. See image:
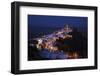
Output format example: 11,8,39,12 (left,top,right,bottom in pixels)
28,15,88,39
